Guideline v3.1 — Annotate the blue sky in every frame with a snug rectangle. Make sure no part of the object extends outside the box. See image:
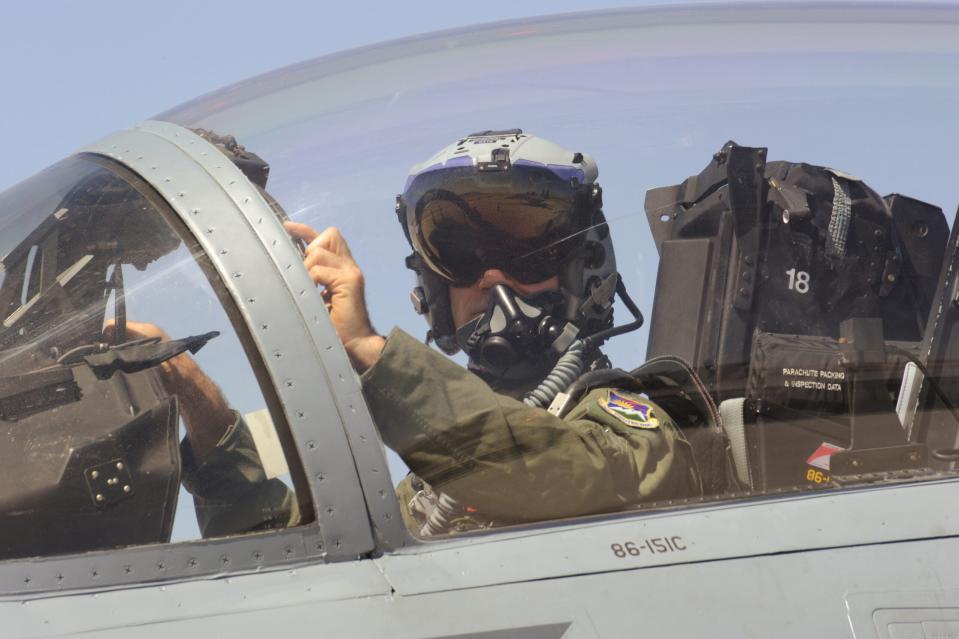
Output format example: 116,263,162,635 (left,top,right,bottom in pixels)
0,0,758,193
3,0,894,192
